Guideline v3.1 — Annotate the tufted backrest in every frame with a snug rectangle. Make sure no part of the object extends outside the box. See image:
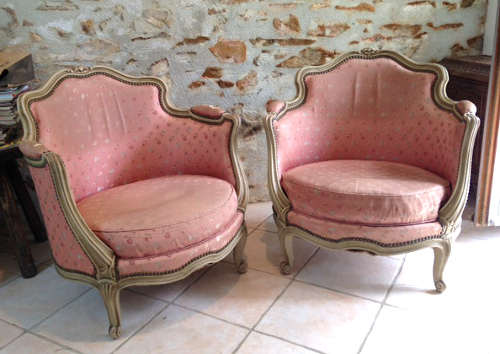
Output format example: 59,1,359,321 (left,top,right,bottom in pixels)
27,72,236,202
273,56,466,188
